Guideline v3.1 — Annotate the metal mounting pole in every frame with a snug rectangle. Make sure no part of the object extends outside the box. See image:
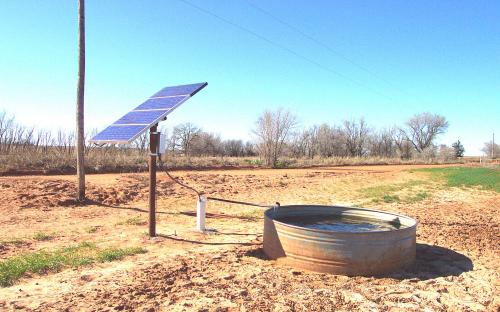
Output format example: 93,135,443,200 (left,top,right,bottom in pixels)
149,124,158,237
